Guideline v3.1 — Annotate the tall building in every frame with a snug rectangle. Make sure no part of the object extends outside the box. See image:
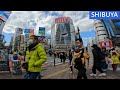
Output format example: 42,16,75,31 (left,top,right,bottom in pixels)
94,20,113,49
51,17,76,52
12,27,23,52
94,20,108,44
